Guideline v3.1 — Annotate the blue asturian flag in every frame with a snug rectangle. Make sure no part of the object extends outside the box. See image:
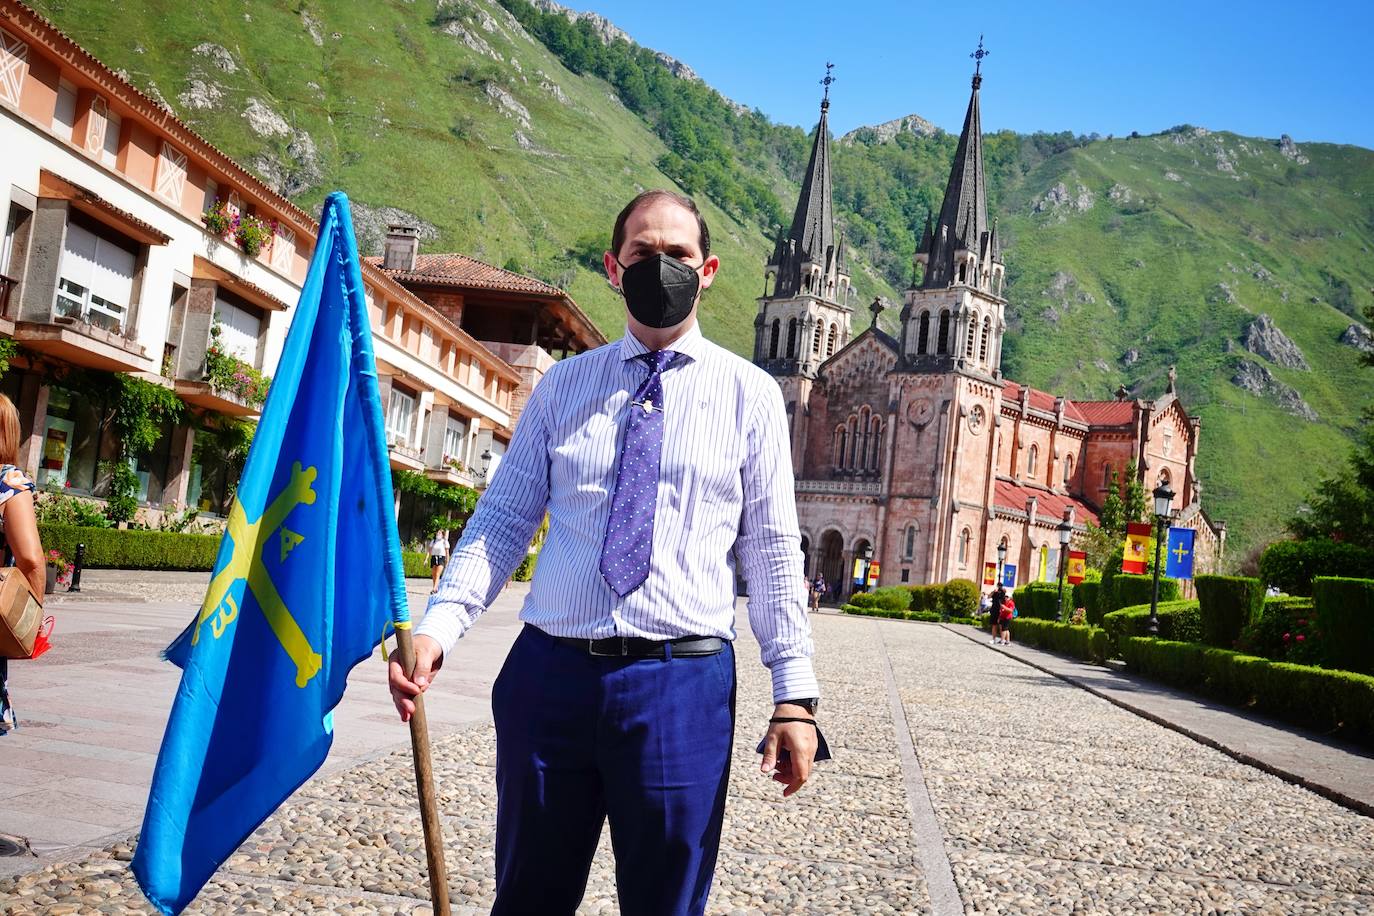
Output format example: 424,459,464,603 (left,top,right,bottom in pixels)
132,193,409,914
1164,526,1197,580
1001,564,1017,588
